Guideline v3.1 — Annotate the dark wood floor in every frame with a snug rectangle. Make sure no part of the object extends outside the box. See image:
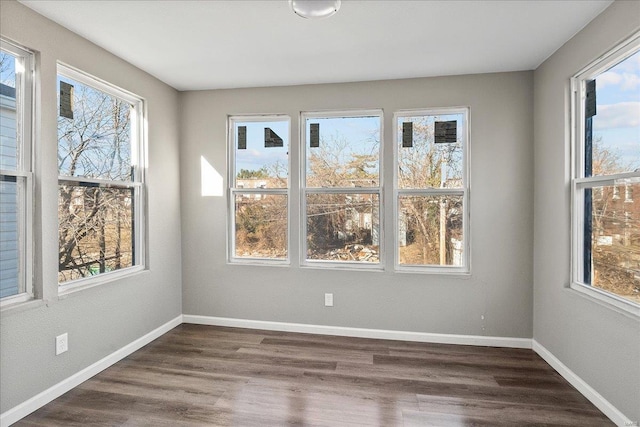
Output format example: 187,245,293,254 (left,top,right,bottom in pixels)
17,324,613,426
